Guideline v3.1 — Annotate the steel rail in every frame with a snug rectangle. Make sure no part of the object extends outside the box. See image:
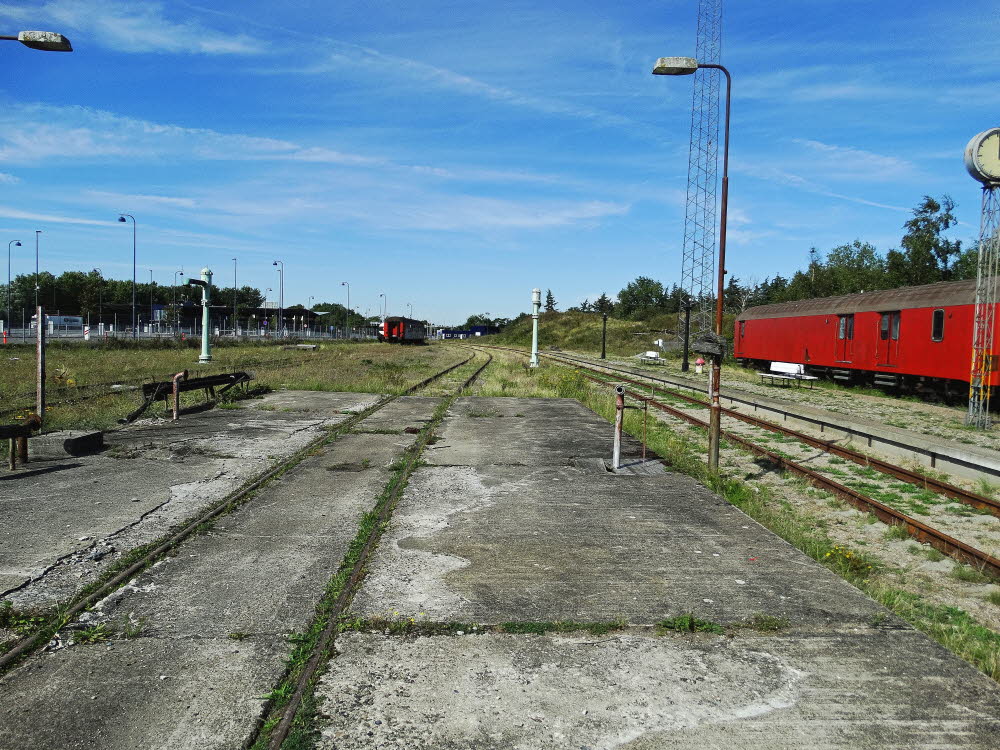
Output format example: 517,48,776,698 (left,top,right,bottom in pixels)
615,383,1000,579
522,348,1000,482
0,351,480,674
486,345,1000,519
480,345,1000,577
263,349,493,750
